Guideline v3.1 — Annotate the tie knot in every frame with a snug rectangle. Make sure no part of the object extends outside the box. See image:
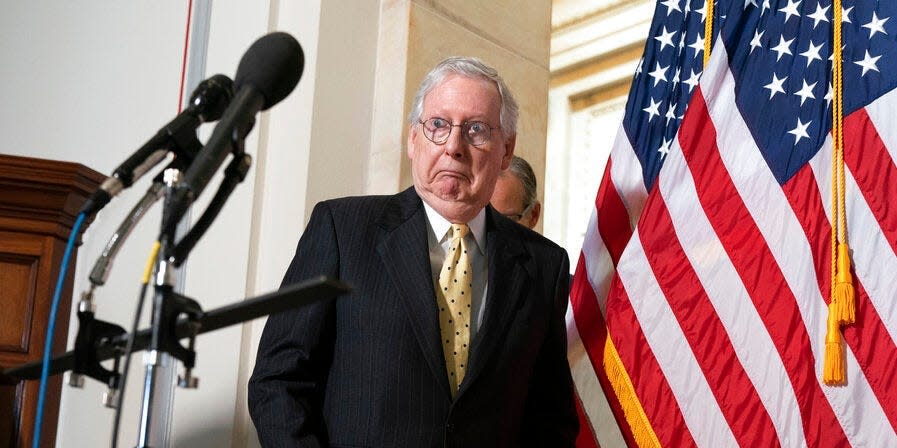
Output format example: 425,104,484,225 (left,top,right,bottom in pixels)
451,223,470,239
